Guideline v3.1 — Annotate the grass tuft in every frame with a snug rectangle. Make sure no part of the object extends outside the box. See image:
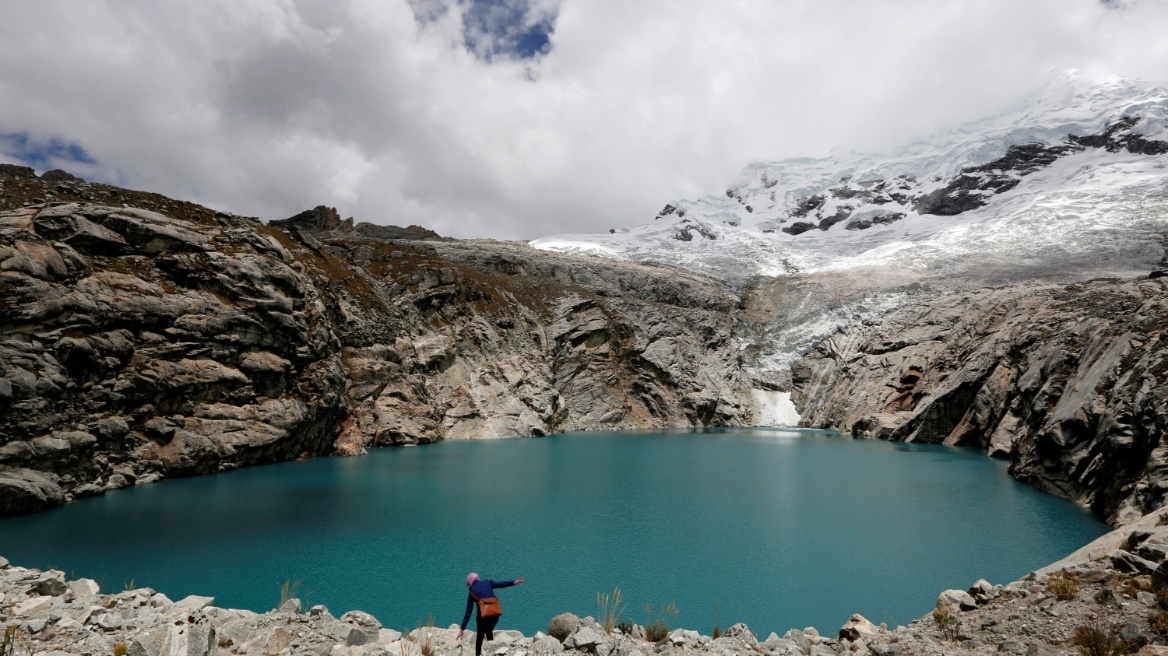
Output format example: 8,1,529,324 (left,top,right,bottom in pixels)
278,579,302,611
1047,571,1080,601
113,643,128,656
1071,623,1132,656
597,588,625,636
643,602,679,642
